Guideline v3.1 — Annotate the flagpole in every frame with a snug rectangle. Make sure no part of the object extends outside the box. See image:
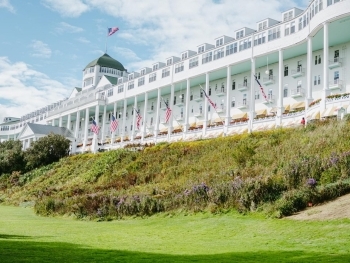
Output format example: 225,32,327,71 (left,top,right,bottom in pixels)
161,97,183,132
199,84,225,125
105,28,108,53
